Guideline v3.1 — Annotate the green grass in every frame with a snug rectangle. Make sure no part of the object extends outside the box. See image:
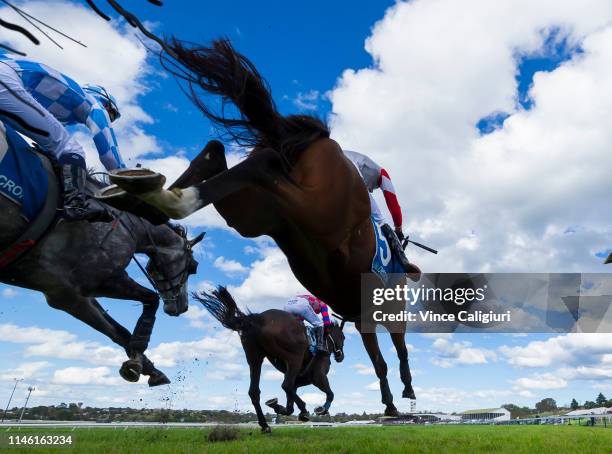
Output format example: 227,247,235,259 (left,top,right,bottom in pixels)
2,424,612,453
